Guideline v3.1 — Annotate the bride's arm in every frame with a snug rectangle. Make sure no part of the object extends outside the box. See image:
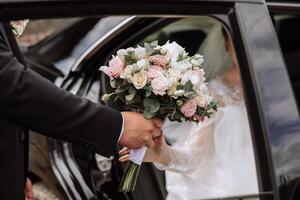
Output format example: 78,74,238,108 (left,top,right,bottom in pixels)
153,119,215,173
119,119,215,173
